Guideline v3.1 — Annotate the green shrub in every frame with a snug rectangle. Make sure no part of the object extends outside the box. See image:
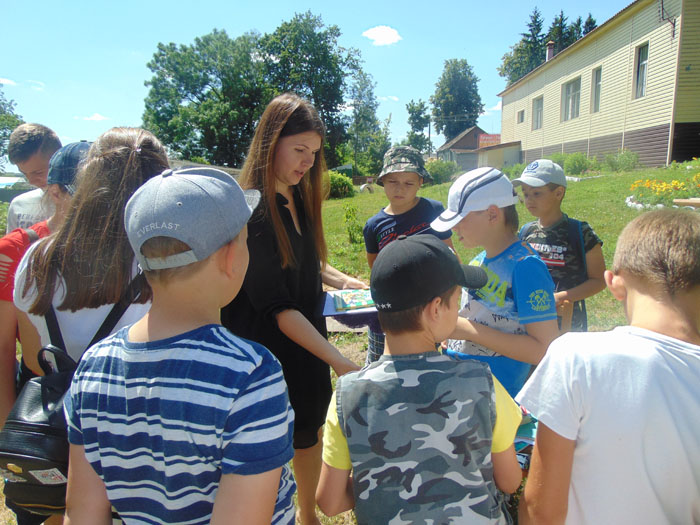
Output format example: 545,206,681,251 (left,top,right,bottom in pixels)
603,150,640,173
425,158,460,184
343,203,363,244
328,171,354,199
547,152,568,168
502,163,526,179
616,150,639,172
563,152,590,175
